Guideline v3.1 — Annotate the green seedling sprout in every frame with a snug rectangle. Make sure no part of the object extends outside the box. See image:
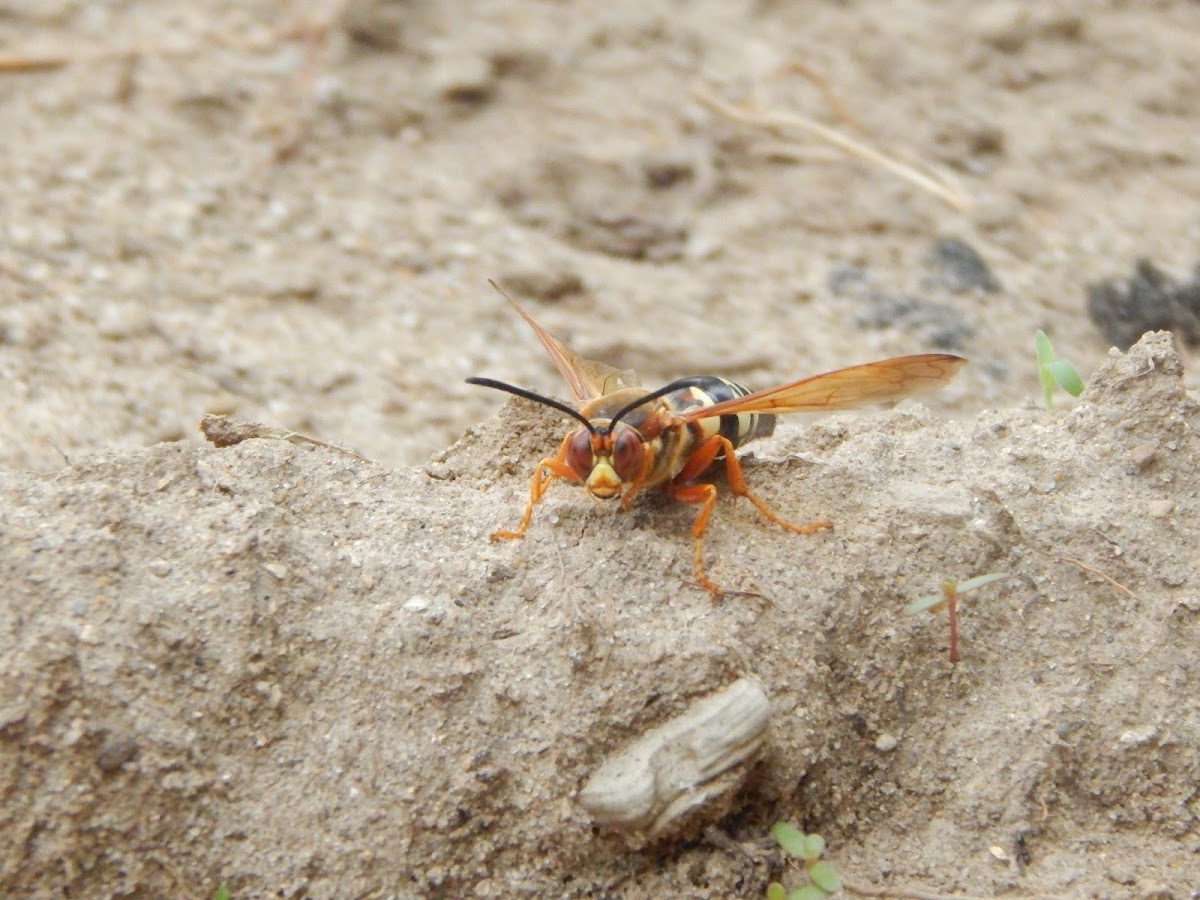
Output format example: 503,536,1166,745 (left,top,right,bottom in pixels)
907,574,1010,664
766,823,842,900
213,885,230,900
1035,330,1084,409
